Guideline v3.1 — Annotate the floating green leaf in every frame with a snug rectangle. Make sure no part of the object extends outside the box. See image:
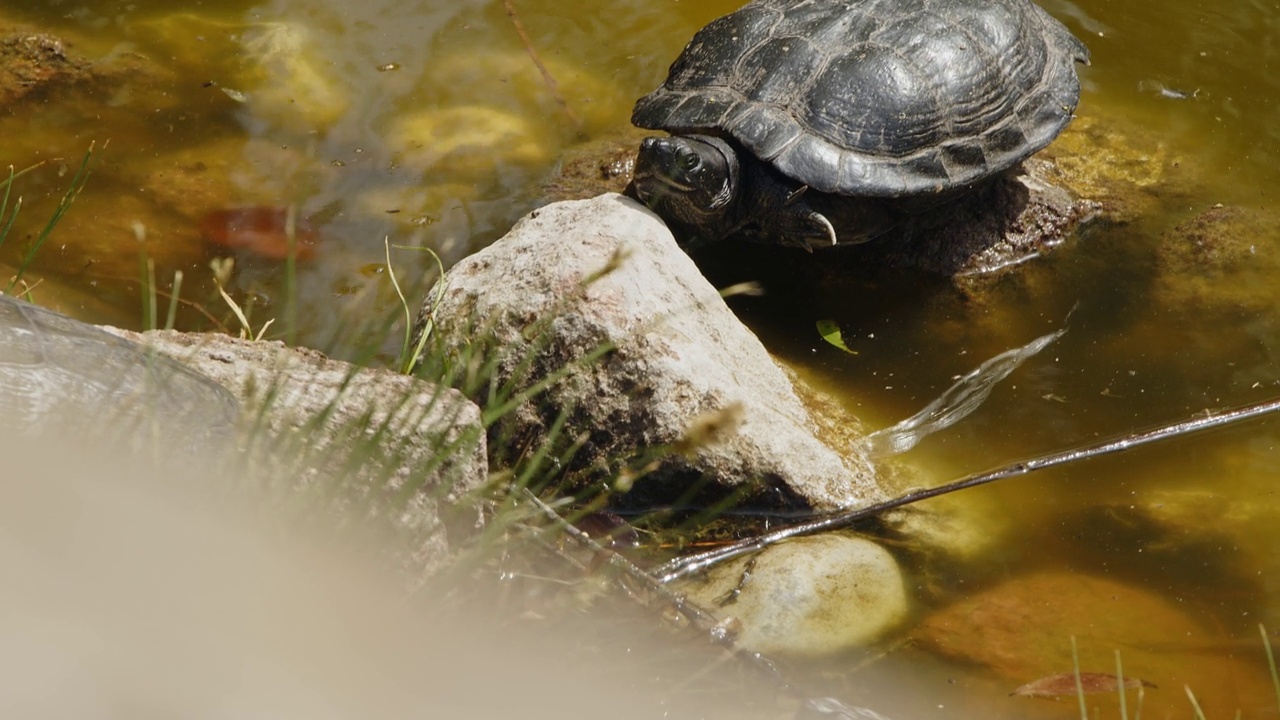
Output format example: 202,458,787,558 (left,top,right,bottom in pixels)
816,319,856,354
